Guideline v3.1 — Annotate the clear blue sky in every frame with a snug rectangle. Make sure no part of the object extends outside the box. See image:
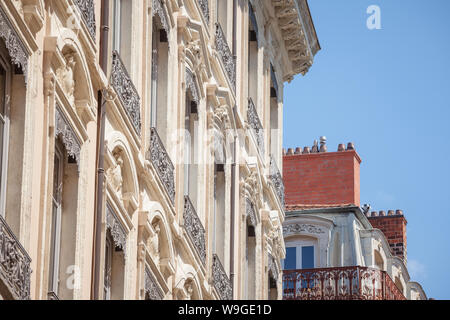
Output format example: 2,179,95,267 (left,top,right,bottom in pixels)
283,0,450,299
